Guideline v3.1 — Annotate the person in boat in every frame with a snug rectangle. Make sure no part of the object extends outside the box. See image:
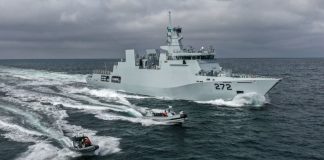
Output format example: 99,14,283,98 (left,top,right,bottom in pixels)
74,136,92,148
84,137,92,147
80,136,92,148
162,110,168,117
